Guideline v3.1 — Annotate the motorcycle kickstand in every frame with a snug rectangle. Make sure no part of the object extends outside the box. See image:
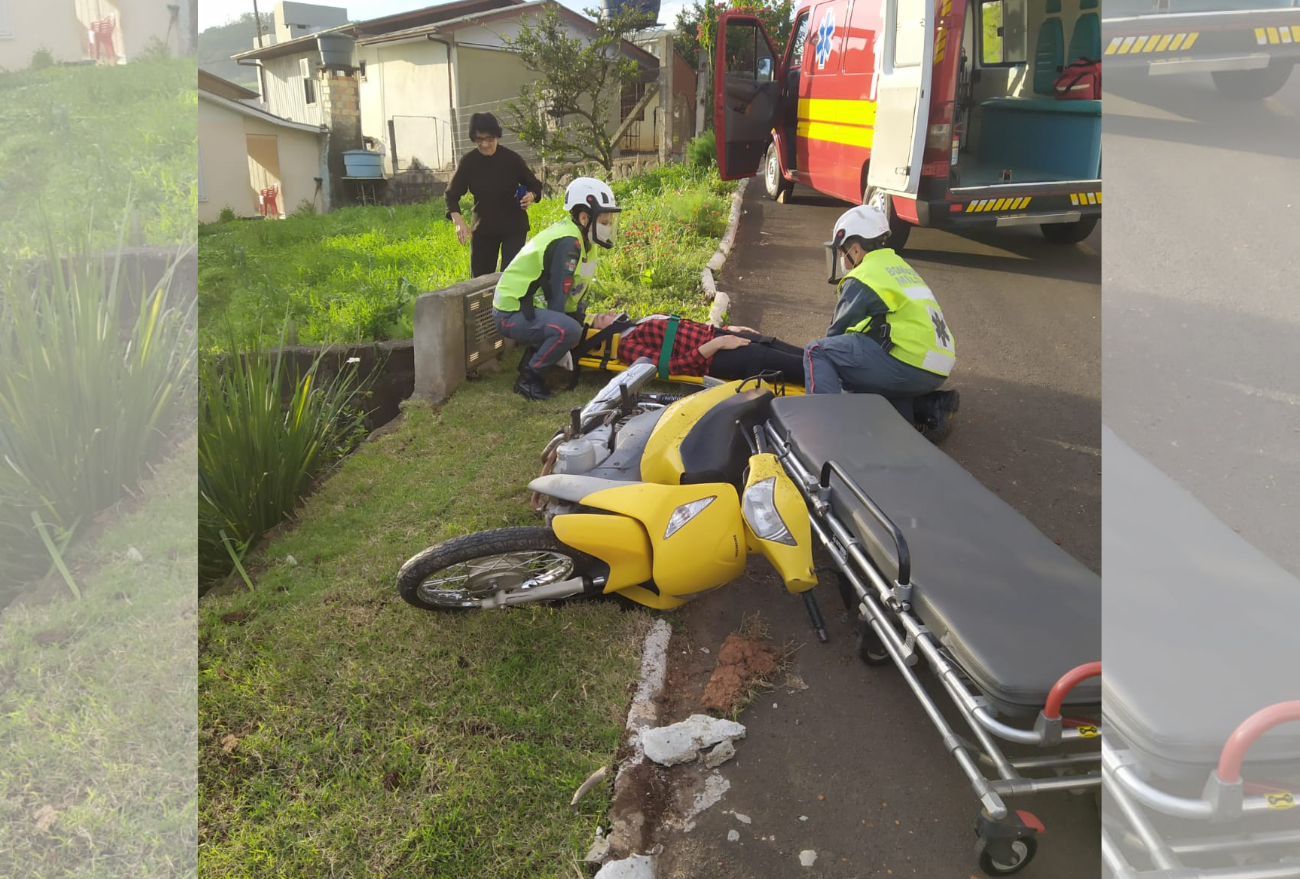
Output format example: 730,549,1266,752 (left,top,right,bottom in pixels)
802,592,829,643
